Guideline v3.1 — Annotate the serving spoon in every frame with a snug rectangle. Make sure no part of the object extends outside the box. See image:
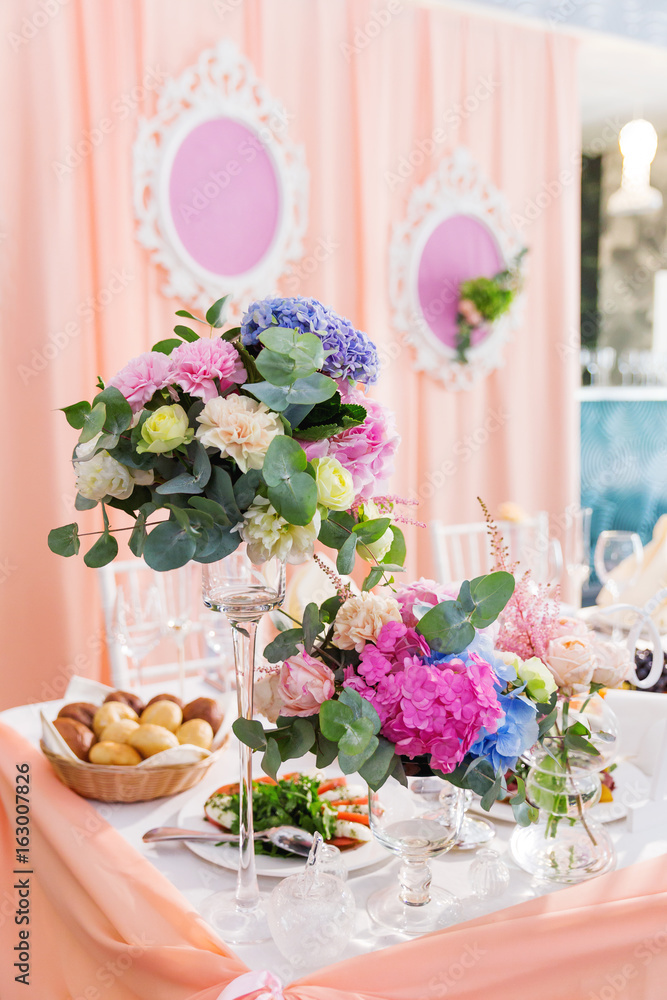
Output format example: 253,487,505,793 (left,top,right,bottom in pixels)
142,824,314,857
